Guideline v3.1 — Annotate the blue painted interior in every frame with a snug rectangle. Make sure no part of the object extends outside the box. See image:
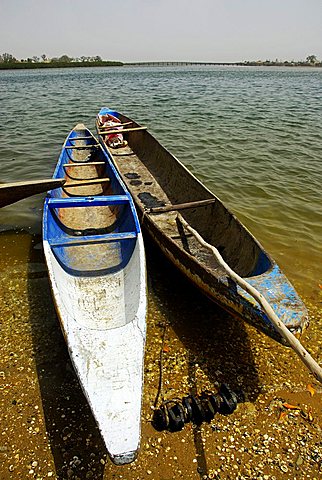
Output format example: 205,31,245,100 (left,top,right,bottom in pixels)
250,250,272,276
43,126,141,275
244,264,304,327
98,107,120,119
